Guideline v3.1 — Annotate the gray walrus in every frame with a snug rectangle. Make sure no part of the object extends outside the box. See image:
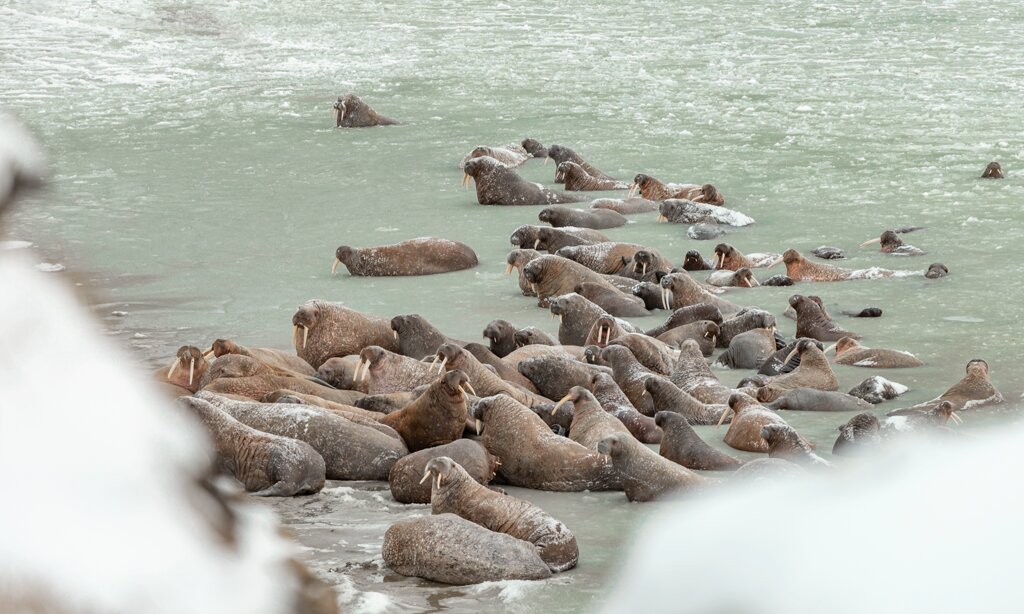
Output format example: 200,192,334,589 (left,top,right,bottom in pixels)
587,372,663,444
390,313,460,360
463,156,580,206
332,238,478,276
333,93,397,127
598,433,708,502
714,327,775,369
761,424,832,467
717,393,792,453
644,375,729,425
764,388,873,412
832,413,882,456
554,386,633,450
655,411,742,471
539,205,627,229
388,439,499,504
981,161,1004,179
291,300,398,369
